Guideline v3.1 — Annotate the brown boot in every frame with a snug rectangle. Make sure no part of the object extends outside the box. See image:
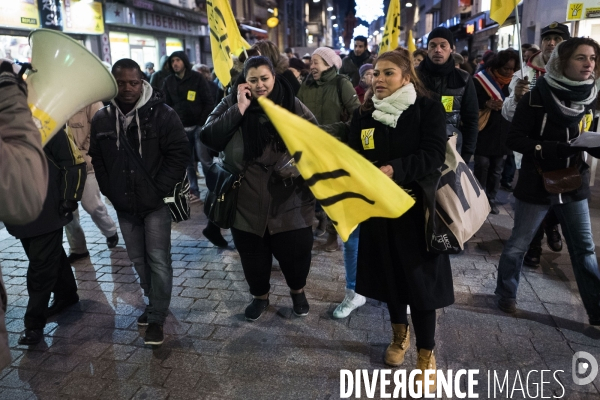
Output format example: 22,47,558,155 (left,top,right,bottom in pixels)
414,348,436,396
384,323,410,366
